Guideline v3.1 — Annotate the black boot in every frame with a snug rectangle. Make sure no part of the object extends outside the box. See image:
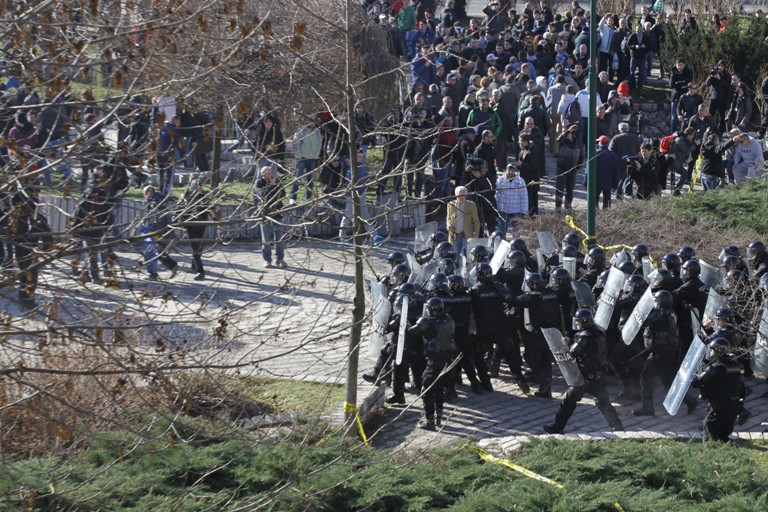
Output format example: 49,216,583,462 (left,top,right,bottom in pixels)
435,408,444,427
419,416,436,431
